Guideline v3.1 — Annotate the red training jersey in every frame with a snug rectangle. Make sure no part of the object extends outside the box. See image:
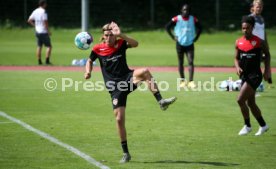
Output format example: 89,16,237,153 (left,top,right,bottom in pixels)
235,35,262,74
90,39,133,86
